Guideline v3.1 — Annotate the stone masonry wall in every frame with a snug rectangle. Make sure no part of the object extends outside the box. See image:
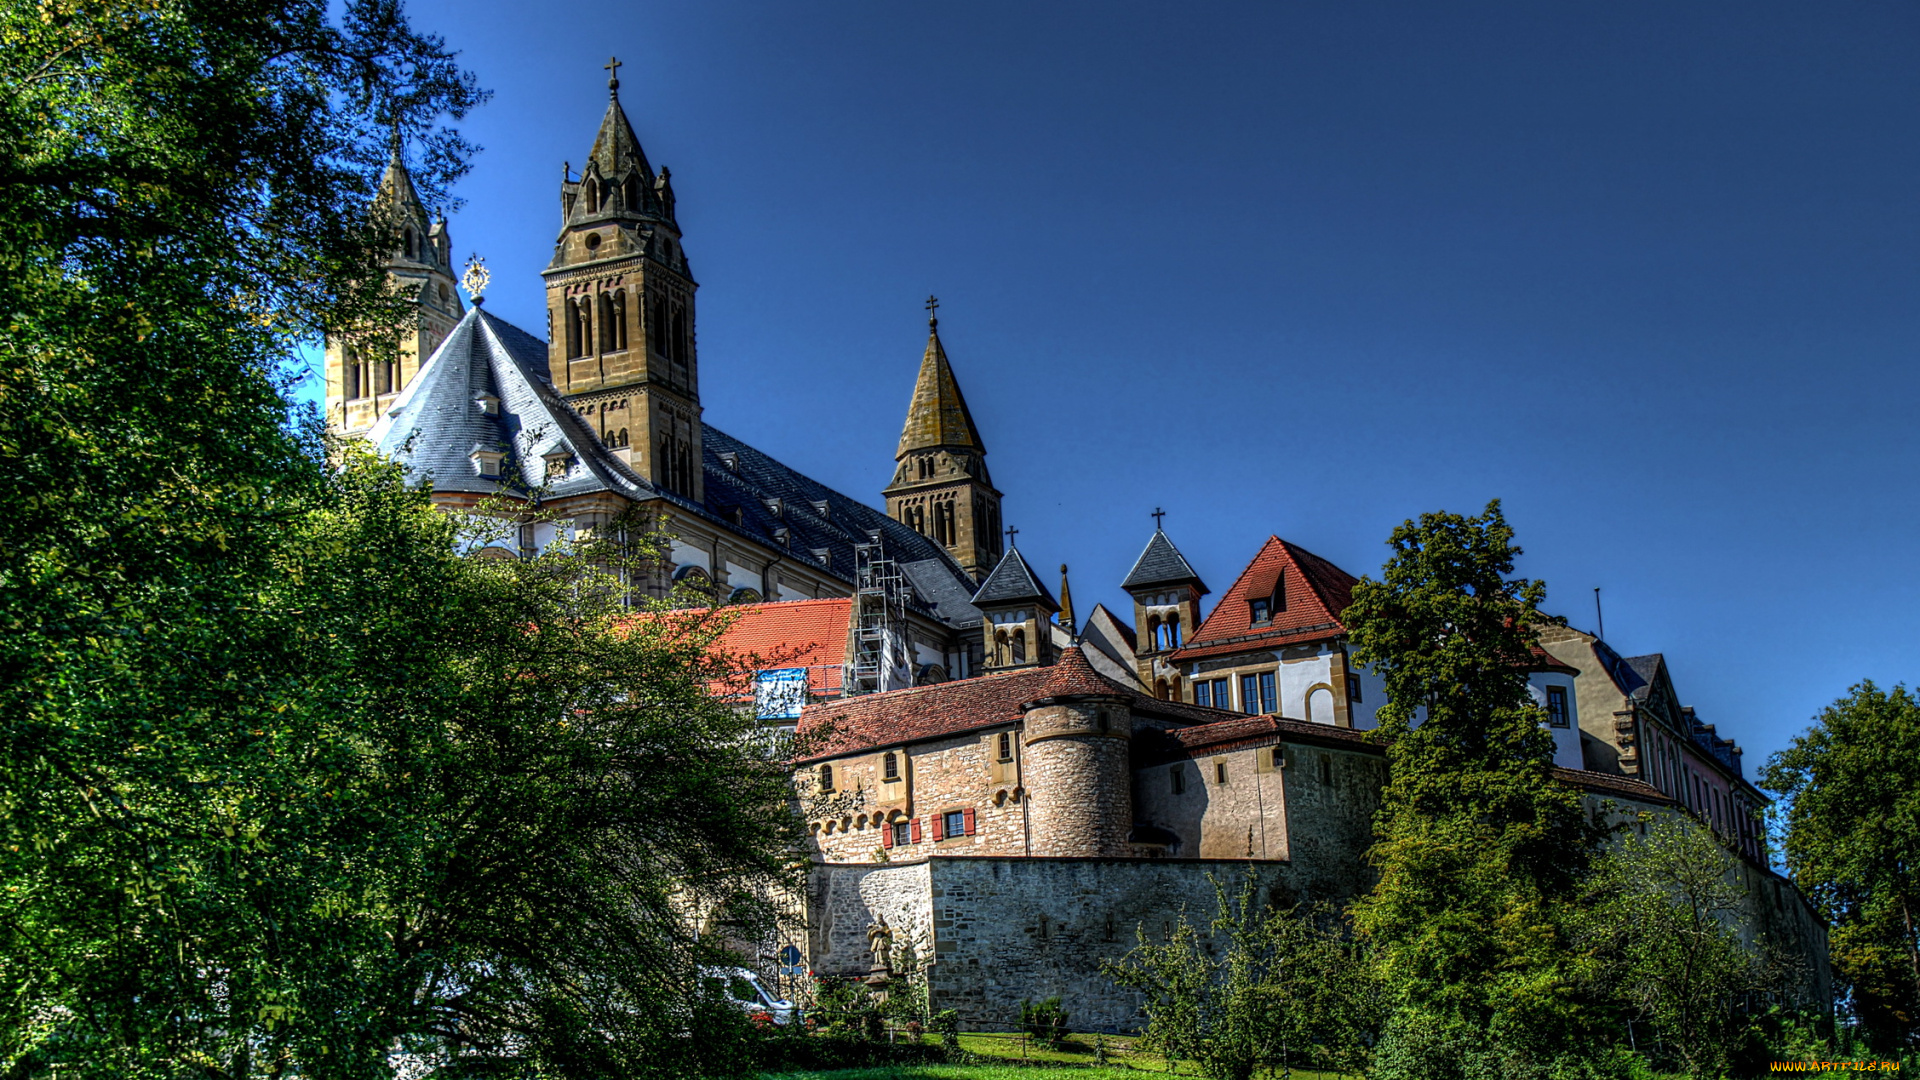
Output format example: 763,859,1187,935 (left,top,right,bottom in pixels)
1021,700,1133,857
801,723,1032,863
807,861,933,980
922,857,1296,1033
